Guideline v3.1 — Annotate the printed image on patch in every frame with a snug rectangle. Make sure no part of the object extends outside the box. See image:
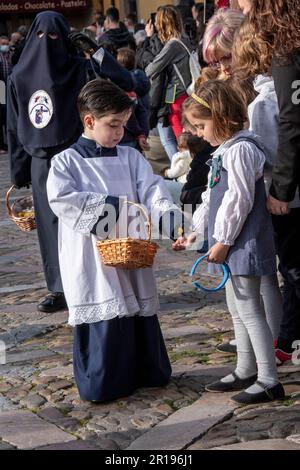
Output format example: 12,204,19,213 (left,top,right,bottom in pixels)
28,90,53,129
